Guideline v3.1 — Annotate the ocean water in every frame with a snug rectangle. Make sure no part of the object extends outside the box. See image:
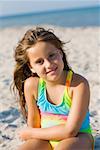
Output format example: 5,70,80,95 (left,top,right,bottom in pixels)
0,6,100,28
